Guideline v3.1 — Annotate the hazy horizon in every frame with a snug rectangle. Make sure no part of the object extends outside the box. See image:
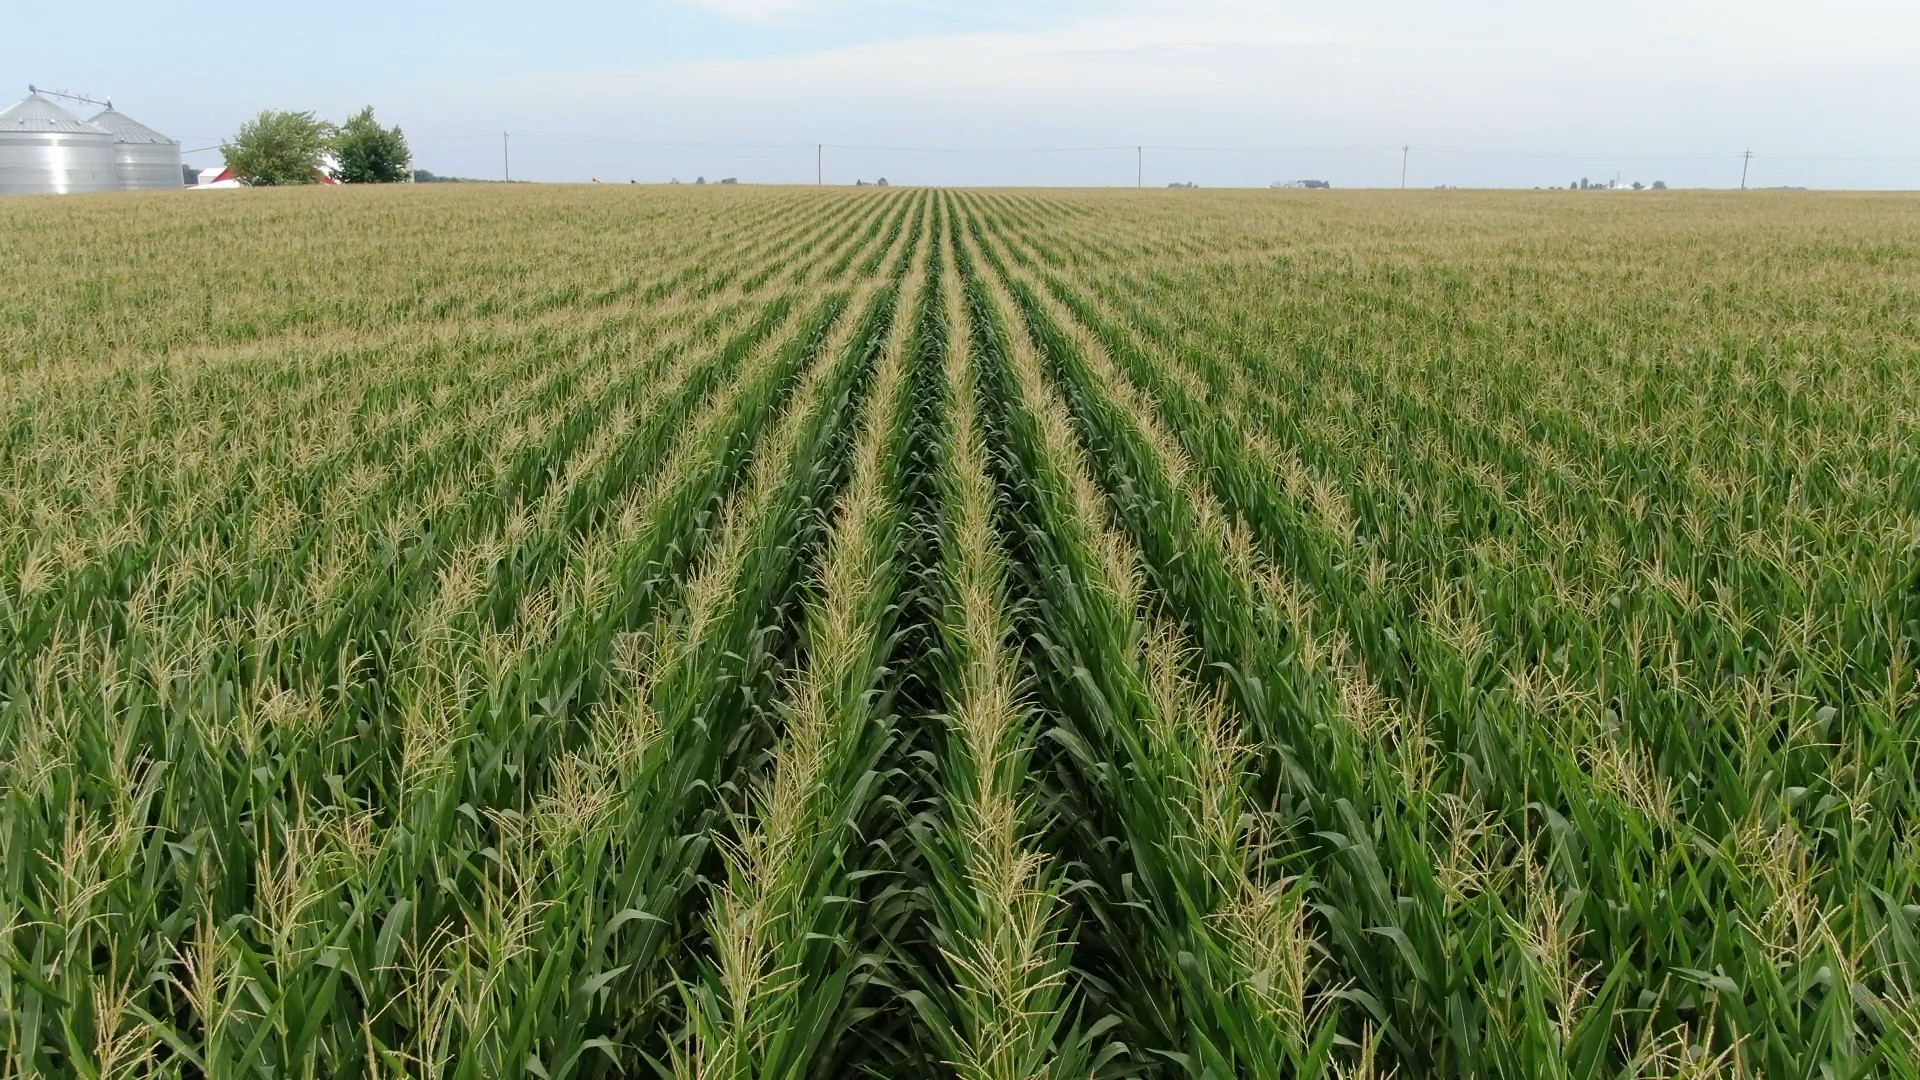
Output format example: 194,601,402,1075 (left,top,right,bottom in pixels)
6,0,1916,190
